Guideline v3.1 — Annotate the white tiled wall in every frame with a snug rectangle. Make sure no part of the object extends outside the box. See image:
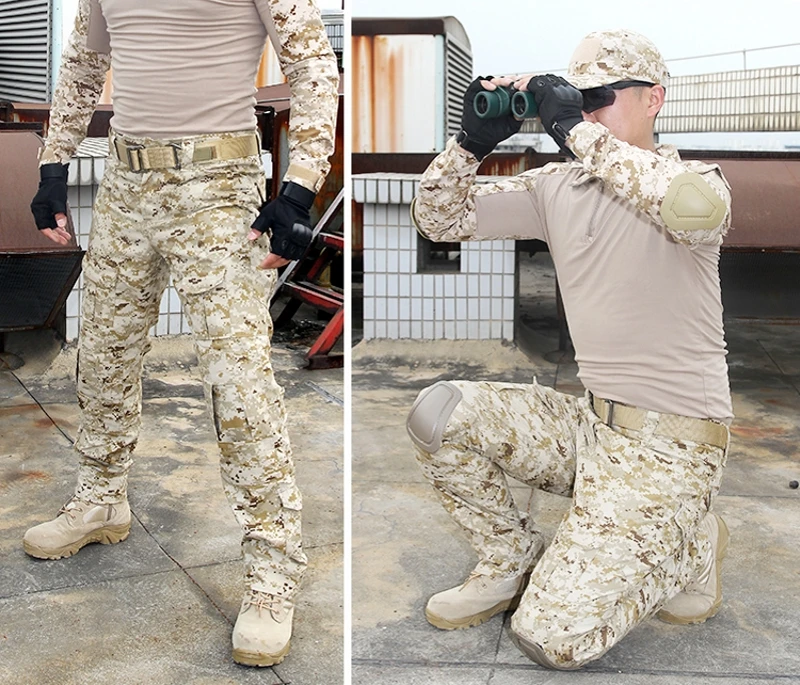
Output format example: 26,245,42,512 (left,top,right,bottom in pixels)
354,173,517,341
